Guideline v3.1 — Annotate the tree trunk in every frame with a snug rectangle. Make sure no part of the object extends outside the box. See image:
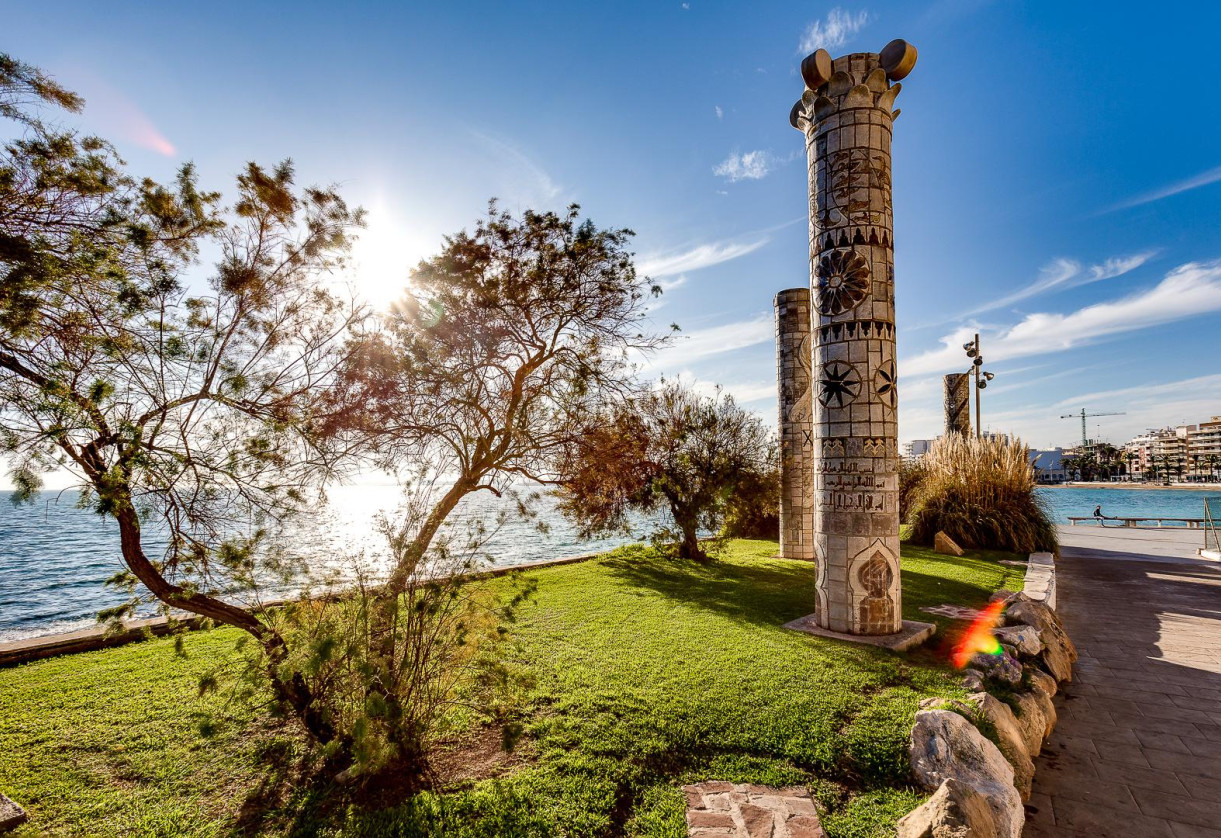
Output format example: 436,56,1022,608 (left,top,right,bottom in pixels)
363,476,476,766
113,500,339,746
671,505,706,561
